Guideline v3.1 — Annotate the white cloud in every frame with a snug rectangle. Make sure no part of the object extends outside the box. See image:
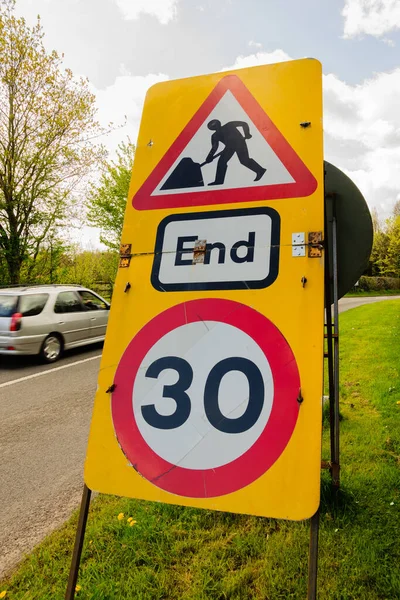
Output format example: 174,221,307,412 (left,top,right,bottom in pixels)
222,49,292,71
92,51,290,156
93,70,169,155
113,0,178,24
323,68,400,217
342,0,400,38
383,37,396,46
248,40,263,49
78,70,169,248
221,51,400,218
